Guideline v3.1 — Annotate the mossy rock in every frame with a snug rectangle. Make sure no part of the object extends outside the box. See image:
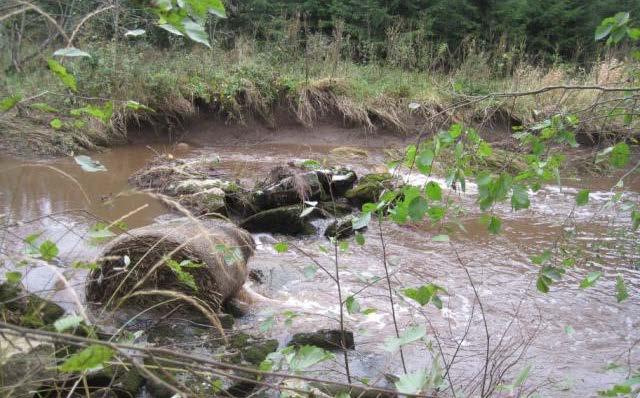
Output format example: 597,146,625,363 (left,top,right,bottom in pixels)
86,364,144,398
239,205,318,235
229,333,279,366
324,216,365,240
288,329,355,350
0,282,65,328
345,173,393,206
317,200,354,217
316,168,358,198
253,169,324,210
